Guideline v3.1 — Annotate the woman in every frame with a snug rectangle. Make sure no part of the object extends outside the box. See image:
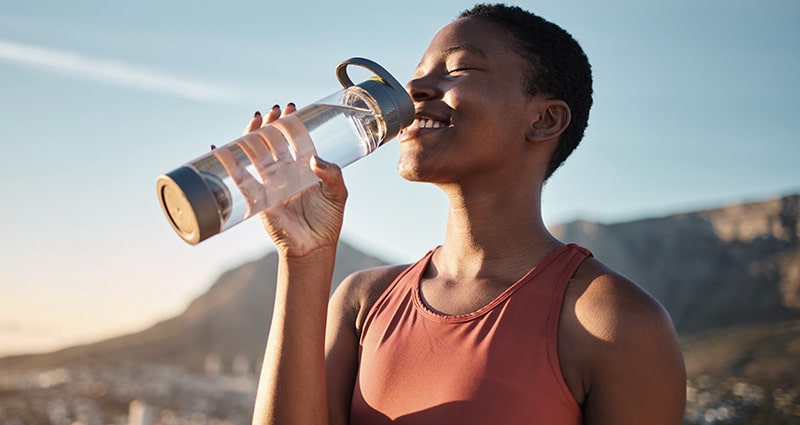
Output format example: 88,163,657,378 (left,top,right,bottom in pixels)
250,4,686,424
